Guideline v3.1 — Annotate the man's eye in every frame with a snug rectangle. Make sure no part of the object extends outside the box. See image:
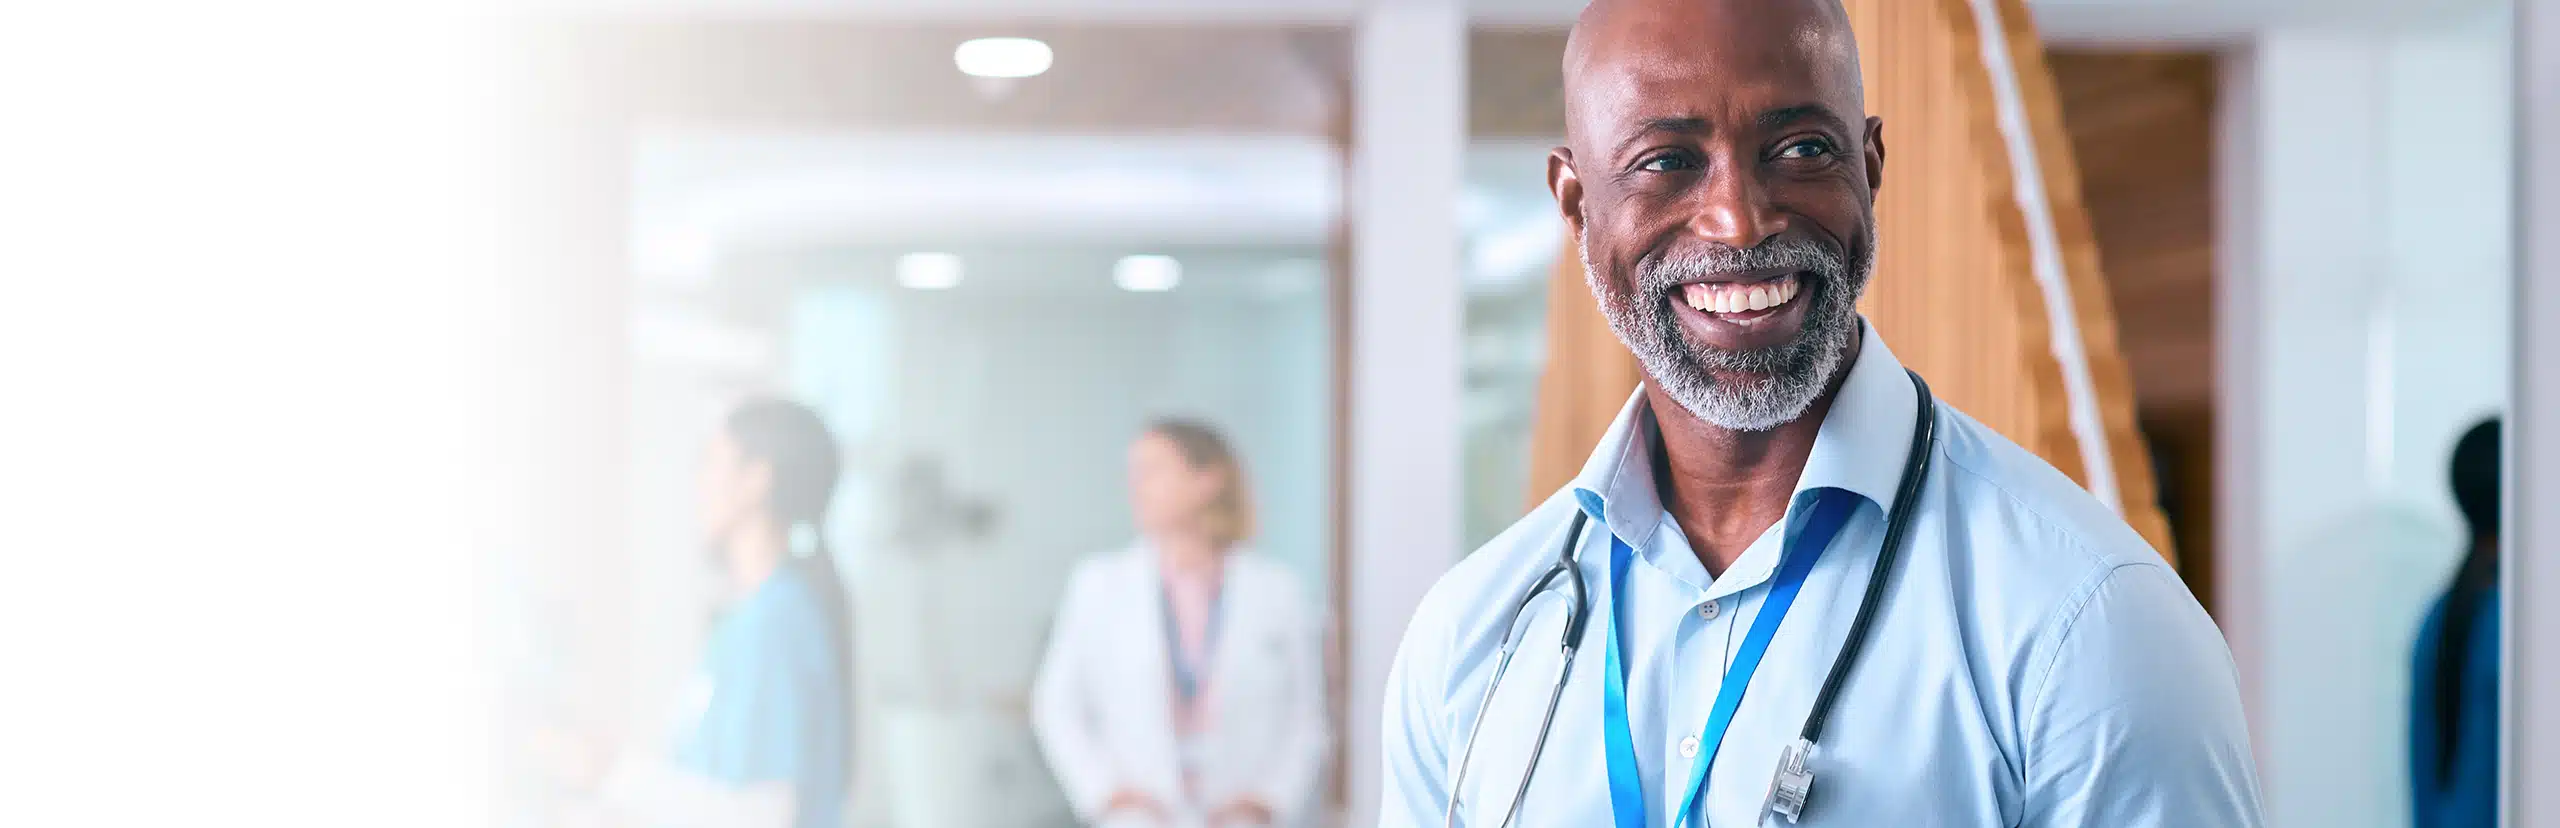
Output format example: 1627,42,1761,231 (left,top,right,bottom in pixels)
1778,139,1835,160
1639,154,1698,173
